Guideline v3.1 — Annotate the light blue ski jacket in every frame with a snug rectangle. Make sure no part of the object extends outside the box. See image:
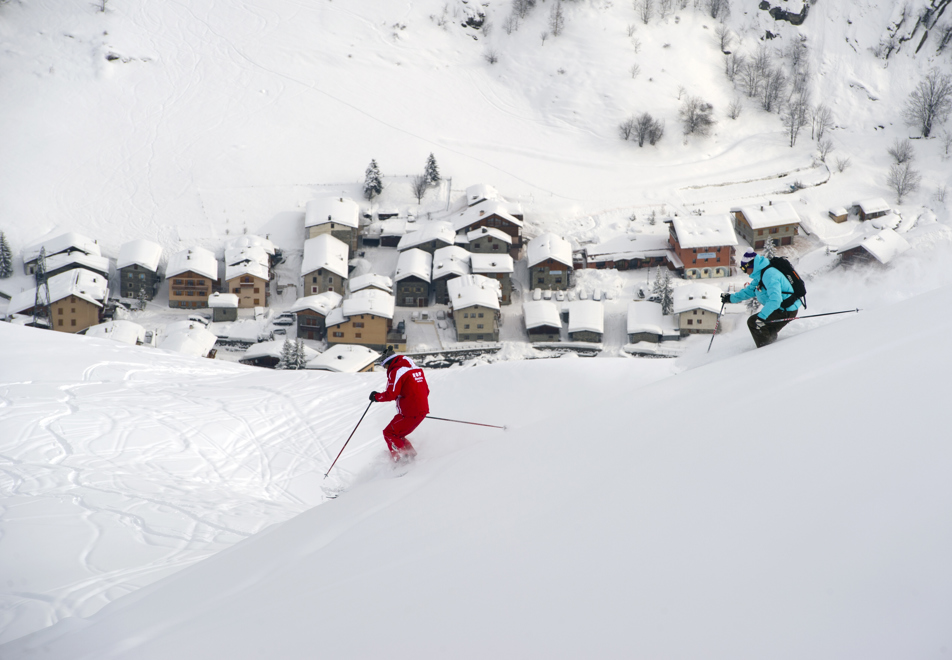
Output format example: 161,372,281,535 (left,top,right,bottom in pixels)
728,254,803,319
